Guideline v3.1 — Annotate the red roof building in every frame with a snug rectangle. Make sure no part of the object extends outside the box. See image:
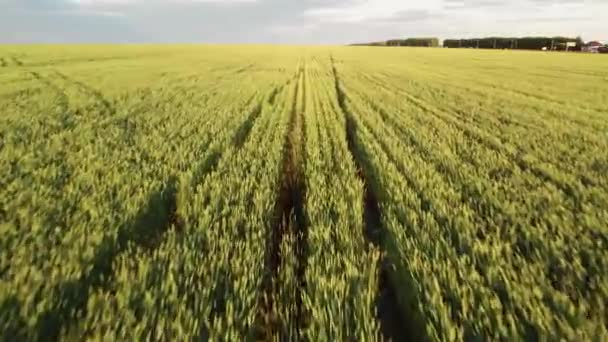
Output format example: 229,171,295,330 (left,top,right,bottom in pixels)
583,41,604,53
